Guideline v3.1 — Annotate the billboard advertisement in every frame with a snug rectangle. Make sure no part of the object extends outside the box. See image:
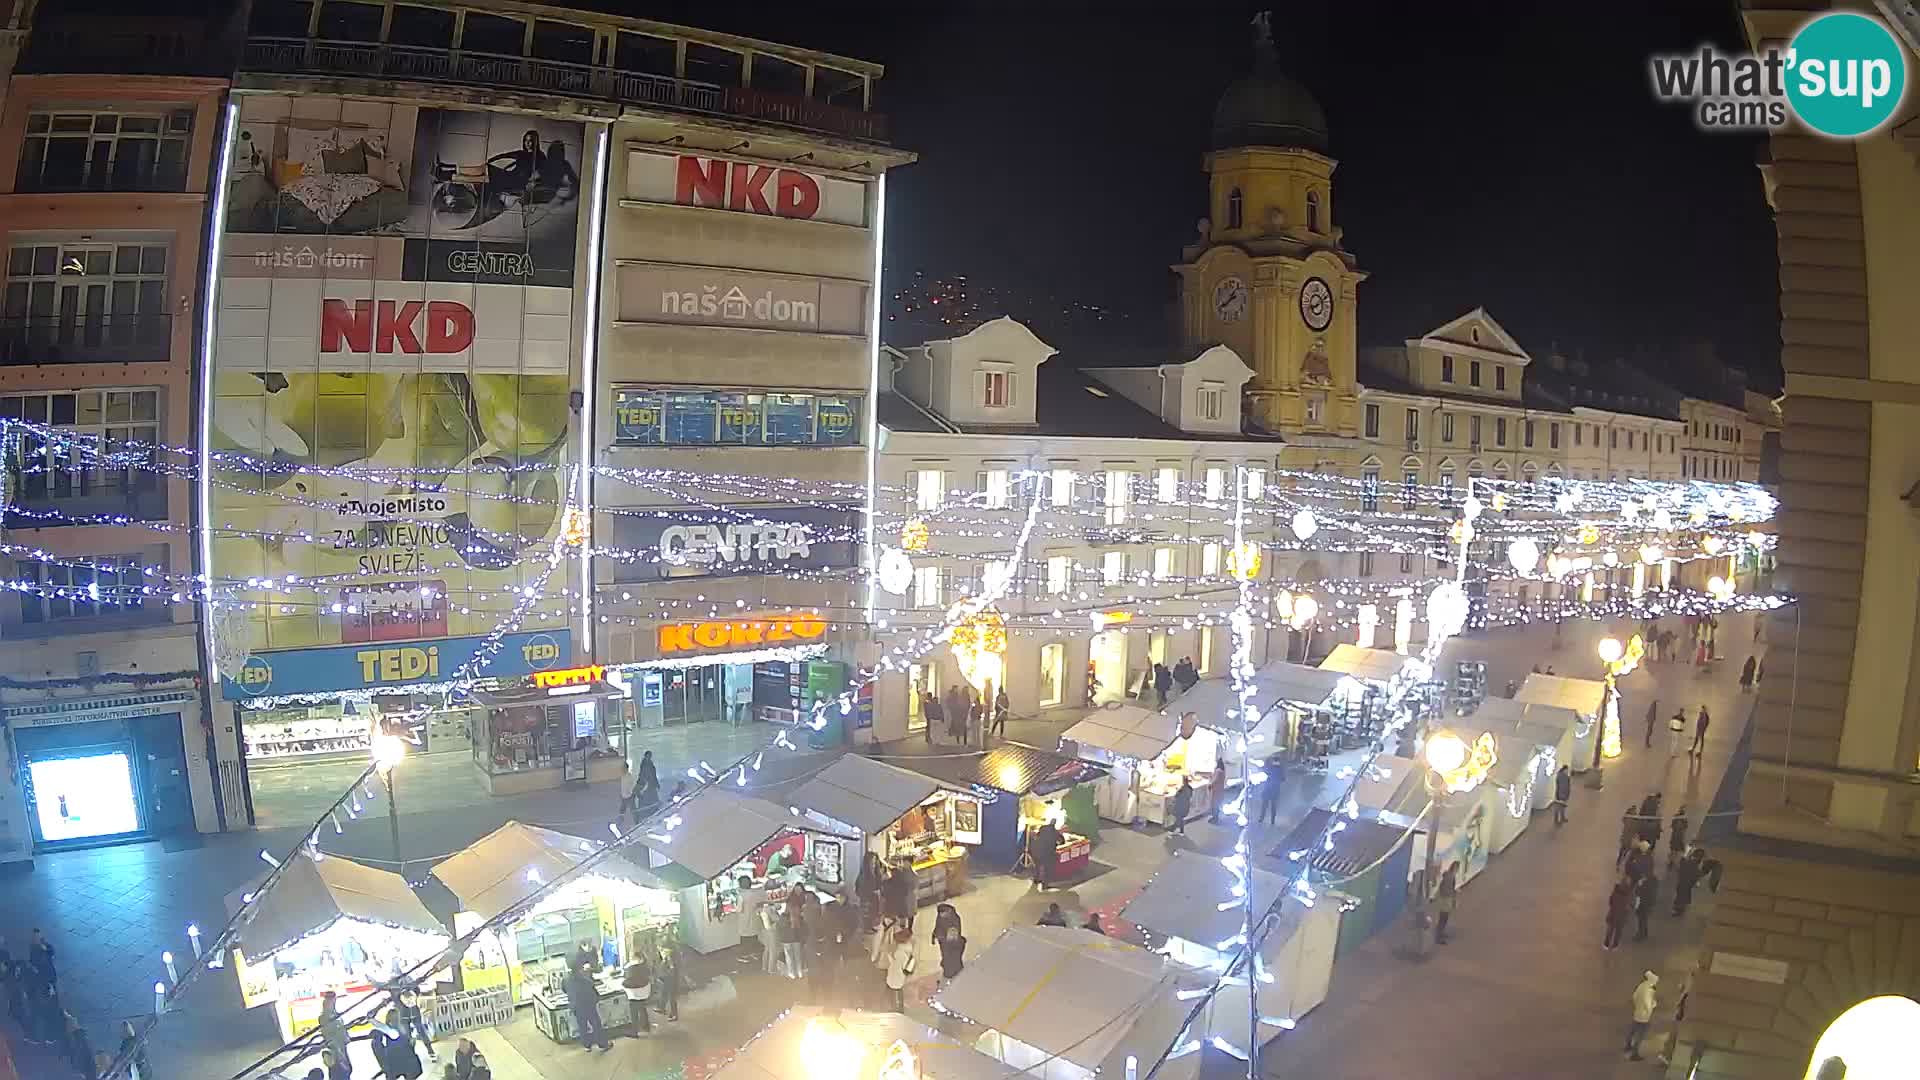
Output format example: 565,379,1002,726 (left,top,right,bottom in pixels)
211,95,585,668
